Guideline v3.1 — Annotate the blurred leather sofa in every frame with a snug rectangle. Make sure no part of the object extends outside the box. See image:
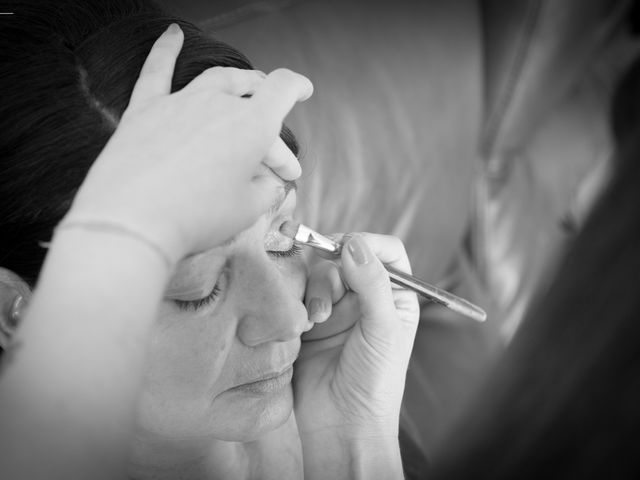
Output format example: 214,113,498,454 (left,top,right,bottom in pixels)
162,0,638,466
